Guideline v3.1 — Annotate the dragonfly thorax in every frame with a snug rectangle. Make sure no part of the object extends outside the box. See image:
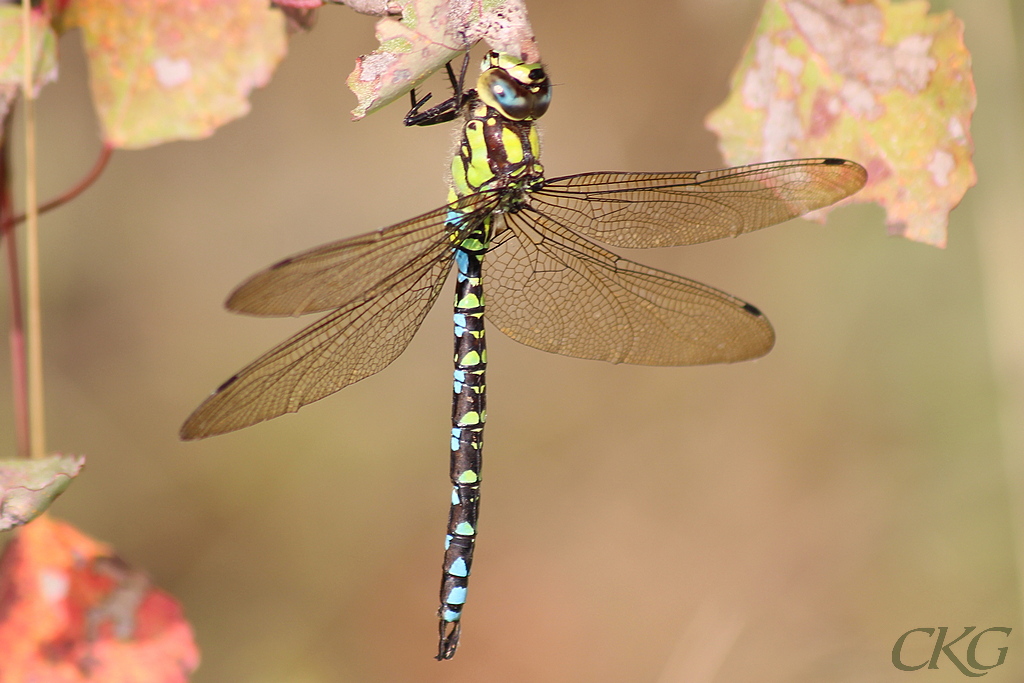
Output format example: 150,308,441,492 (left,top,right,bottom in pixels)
449,97,545,200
